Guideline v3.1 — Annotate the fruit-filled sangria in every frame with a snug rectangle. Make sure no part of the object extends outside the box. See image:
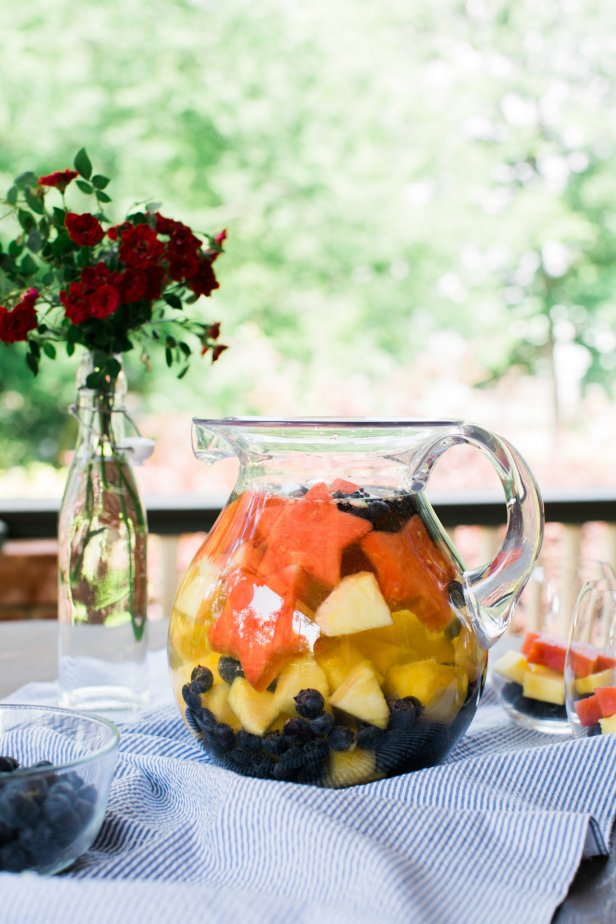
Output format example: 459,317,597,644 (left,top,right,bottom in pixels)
169,479,487,787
